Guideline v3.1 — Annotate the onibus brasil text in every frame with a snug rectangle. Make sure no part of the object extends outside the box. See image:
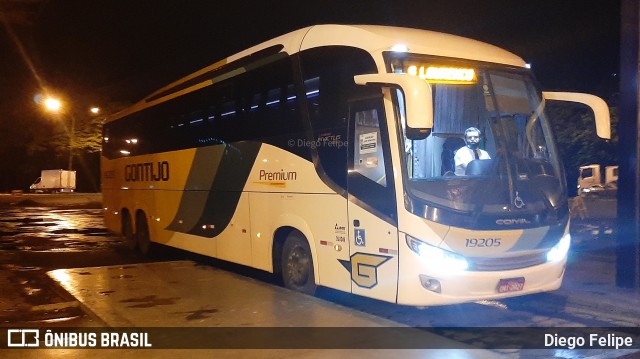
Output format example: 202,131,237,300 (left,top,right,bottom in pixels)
7,329,152,348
